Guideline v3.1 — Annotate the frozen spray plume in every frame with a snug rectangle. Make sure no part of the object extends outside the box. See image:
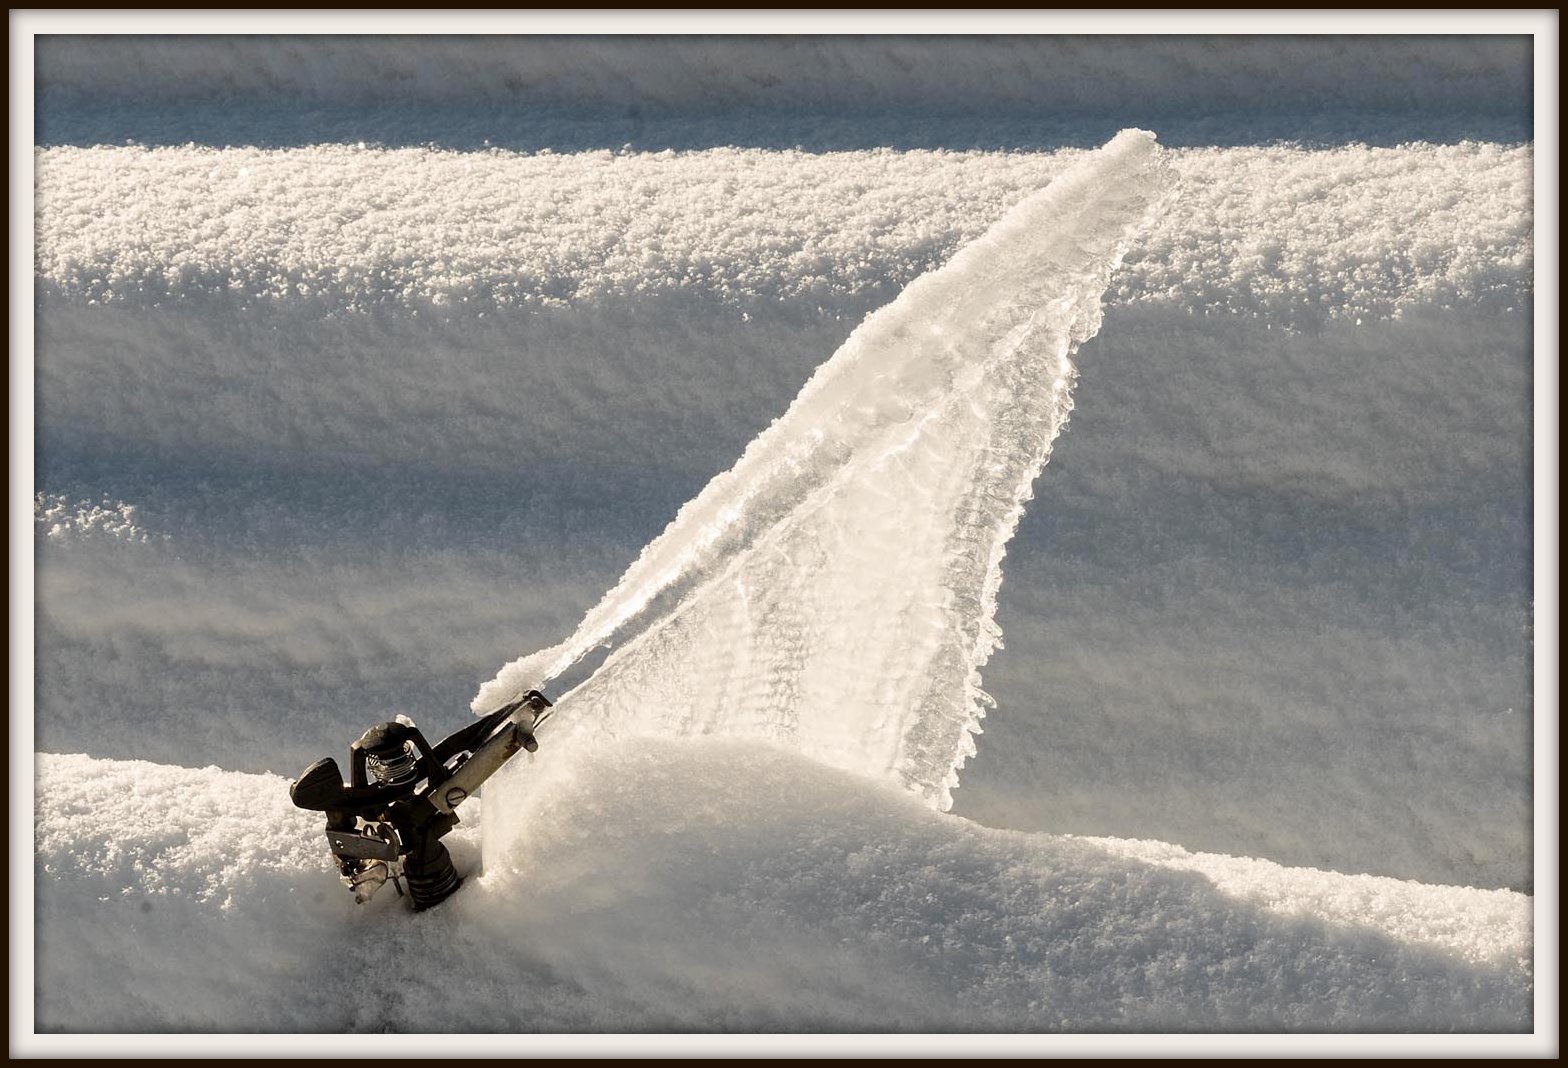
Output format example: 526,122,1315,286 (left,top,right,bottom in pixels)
476,129,1171,811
